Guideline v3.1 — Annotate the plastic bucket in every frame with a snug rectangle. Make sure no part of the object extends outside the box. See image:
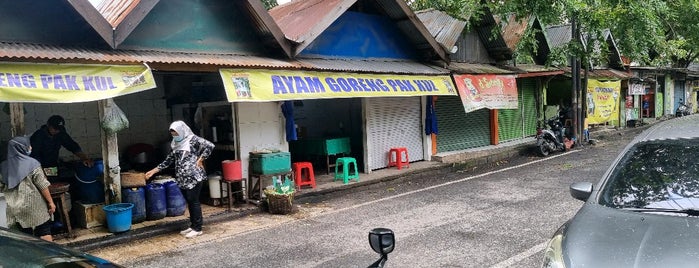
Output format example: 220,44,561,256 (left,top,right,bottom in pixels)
222,160,242,181
74,159,105,204
207,174,223,199
102,203,134,233
164,181,186,216
122,187,146,223
146,183,167,220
